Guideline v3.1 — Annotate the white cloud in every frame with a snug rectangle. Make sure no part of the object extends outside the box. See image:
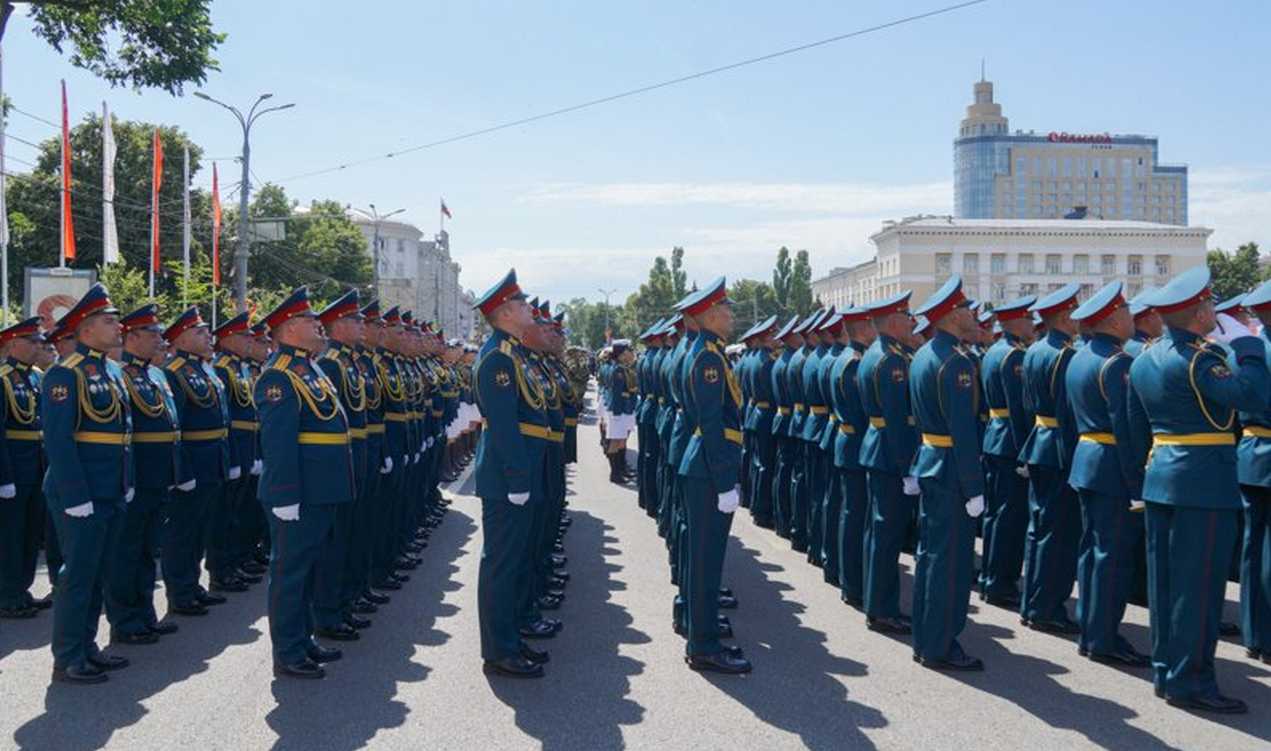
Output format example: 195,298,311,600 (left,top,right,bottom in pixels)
1188,166,1271,253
